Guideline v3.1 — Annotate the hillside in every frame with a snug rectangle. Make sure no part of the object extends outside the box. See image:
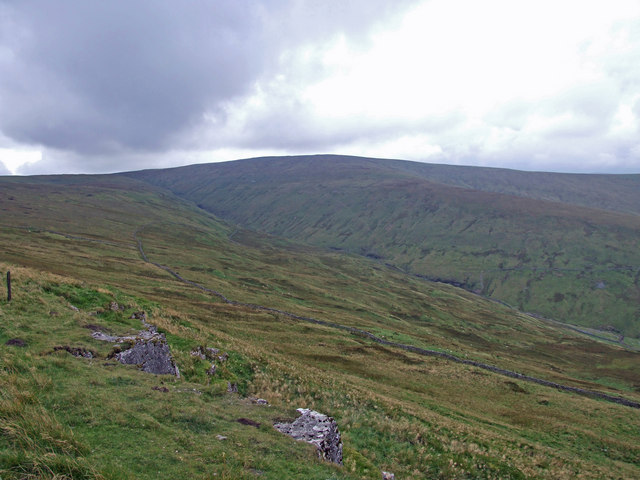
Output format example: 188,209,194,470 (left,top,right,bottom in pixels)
126,155,640,337
1,174,640,479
